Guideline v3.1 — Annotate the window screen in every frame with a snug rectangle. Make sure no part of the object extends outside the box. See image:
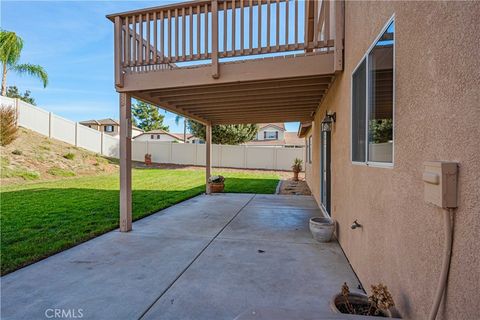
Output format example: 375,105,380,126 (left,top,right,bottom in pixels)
352,60,367,162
